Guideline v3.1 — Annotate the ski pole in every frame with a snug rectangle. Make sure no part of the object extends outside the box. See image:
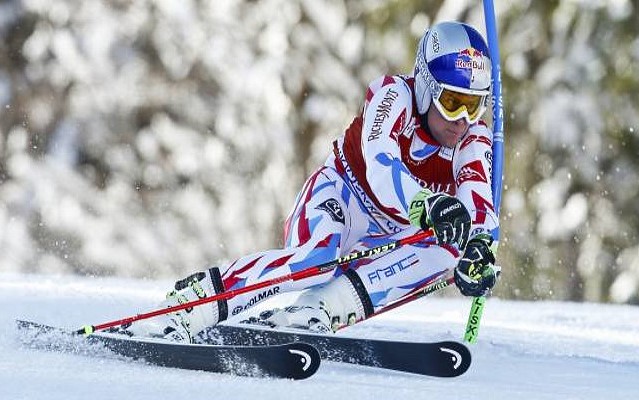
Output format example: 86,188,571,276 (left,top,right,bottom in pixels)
365,272,455,320
463,296,486,343
334,272,454,332
78,229,434,335
462,0,505,345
